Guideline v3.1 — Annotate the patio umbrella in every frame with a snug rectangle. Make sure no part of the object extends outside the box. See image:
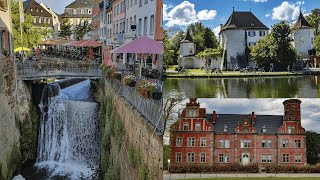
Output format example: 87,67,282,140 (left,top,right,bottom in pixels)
76,40,102,47
14,47,30,52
